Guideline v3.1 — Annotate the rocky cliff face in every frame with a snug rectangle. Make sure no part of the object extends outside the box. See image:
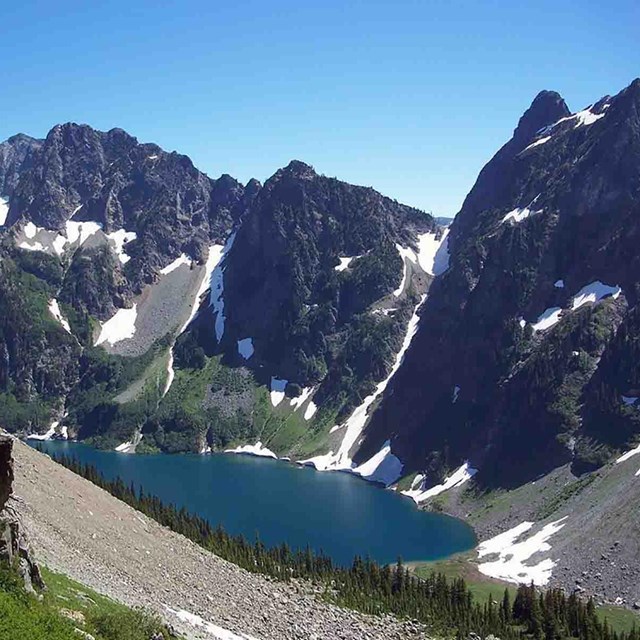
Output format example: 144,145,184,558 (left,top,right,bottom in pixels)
0,433,44,593
358,78,640,488
0,134,42,199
